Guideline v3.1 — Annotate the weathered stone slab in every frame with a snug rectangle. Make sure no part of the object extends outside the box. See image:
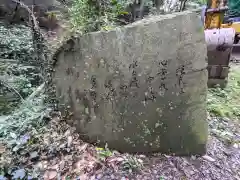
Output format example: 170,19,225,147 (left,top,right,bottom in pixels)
52,10,208,155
